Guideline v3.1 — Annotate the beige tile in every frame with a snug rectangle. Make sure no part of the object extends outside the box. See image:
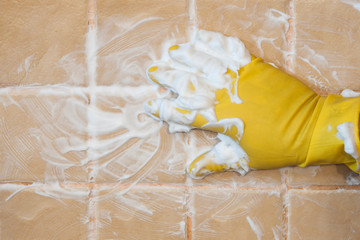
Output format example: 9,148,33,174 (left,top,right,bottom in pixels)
96,0,189,85
192,189,284,239
294,0,360,94
96,185,187,239
0,88,89,183
196,0,289,69
93,92,186,184
288,189,360,239
0,1,88,86
0,184,89,240
288,165,360,186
